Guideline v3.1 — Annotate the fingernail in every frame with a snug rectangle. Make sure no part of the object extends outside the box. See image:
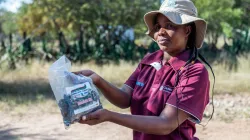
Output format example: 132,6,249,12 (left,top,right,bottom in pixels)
82,116,86,120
